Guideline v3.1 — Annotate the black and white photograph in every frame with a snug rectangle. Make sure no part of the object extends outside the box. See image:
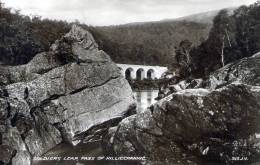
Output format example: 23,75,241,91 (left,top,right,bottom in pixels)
0,0,259,164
